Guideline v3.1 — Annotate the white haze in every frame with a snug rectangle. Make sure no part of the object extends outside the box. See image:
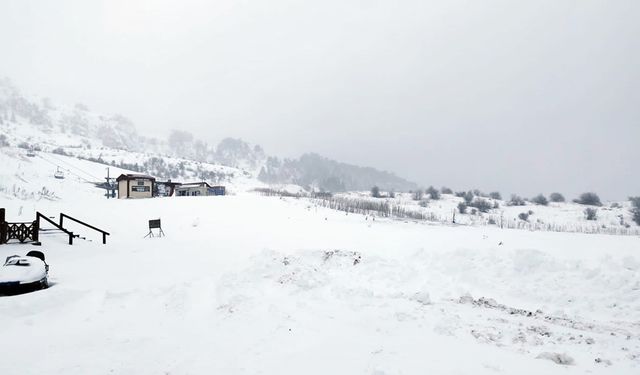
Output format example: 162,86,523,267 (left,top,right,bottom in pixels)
1,0,638,199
